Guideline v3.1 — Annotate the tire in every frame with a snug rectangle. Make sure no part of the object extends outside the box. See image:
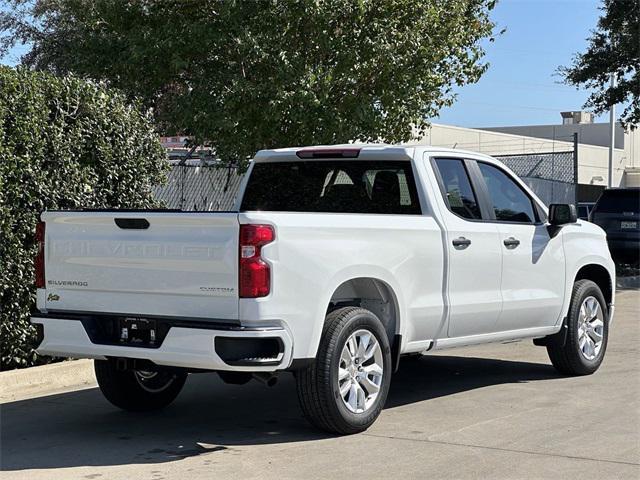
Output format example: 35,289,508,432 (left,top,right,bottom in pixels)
94,360,187,412
546,279,609,376
295,307,392,434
